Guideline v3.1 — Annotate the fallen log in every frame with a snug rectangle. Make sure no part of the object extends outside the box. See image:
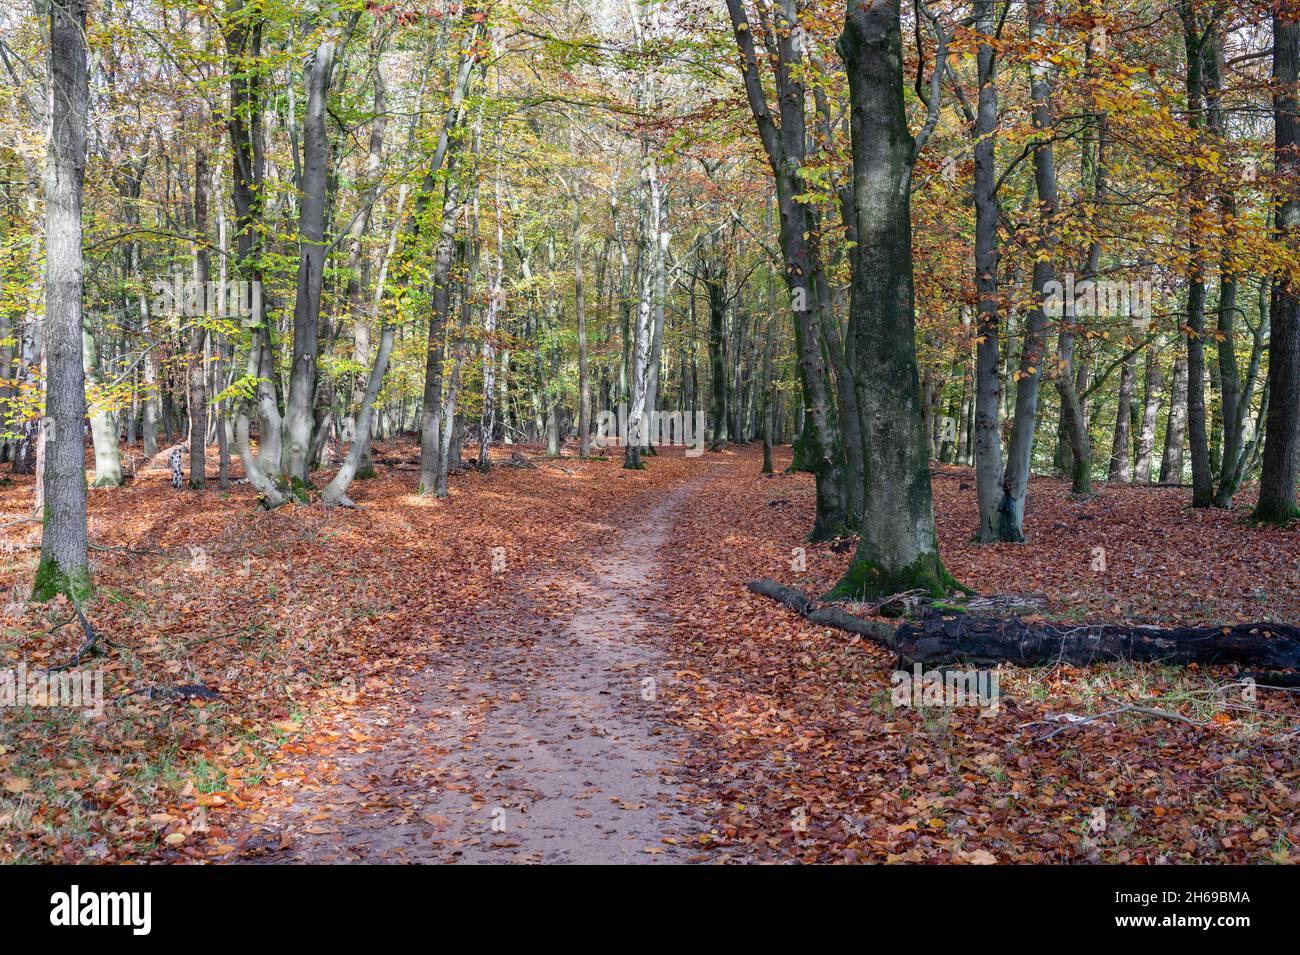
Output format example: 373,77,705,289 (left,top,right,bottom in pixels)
1238,670,1300,689
746,578,1300,671
896,613,1300,669
748,579,897,648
